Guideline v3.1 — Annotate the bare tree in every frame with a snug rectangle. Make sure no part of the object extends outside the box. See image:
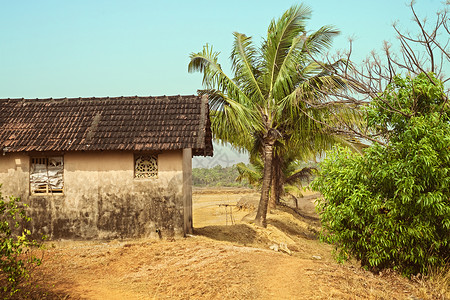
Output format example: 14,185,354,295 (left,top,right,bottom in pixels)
300,1,449,145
